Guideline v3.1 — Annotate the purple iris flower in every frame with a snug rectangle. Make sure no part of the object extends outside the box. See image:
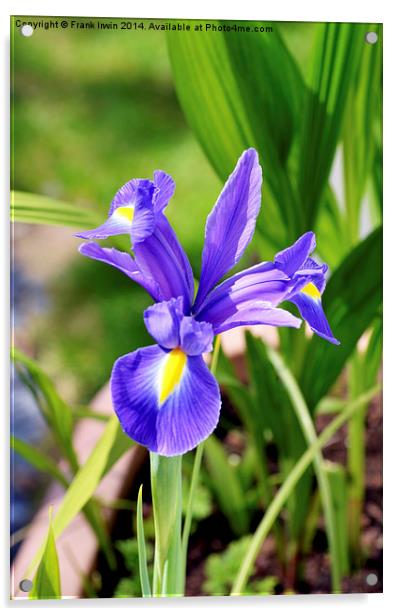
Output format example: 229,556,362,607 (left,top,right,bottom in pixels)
77,149,339,456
